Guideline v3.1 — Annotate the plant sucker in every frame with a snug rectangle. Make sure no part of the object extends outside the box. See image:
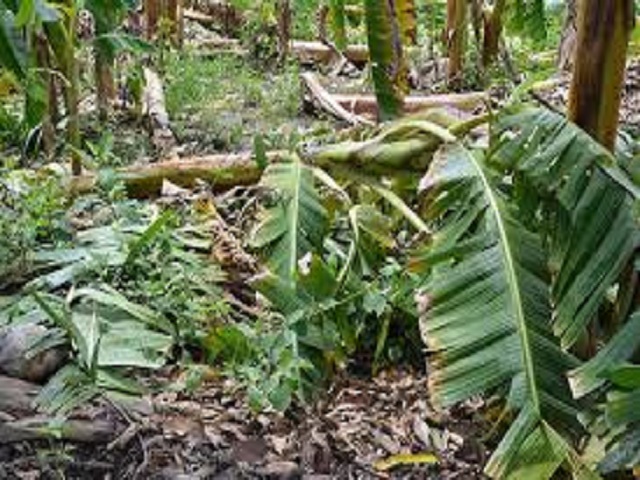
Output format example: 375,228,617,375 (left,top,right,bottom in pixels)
568,0,635,151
